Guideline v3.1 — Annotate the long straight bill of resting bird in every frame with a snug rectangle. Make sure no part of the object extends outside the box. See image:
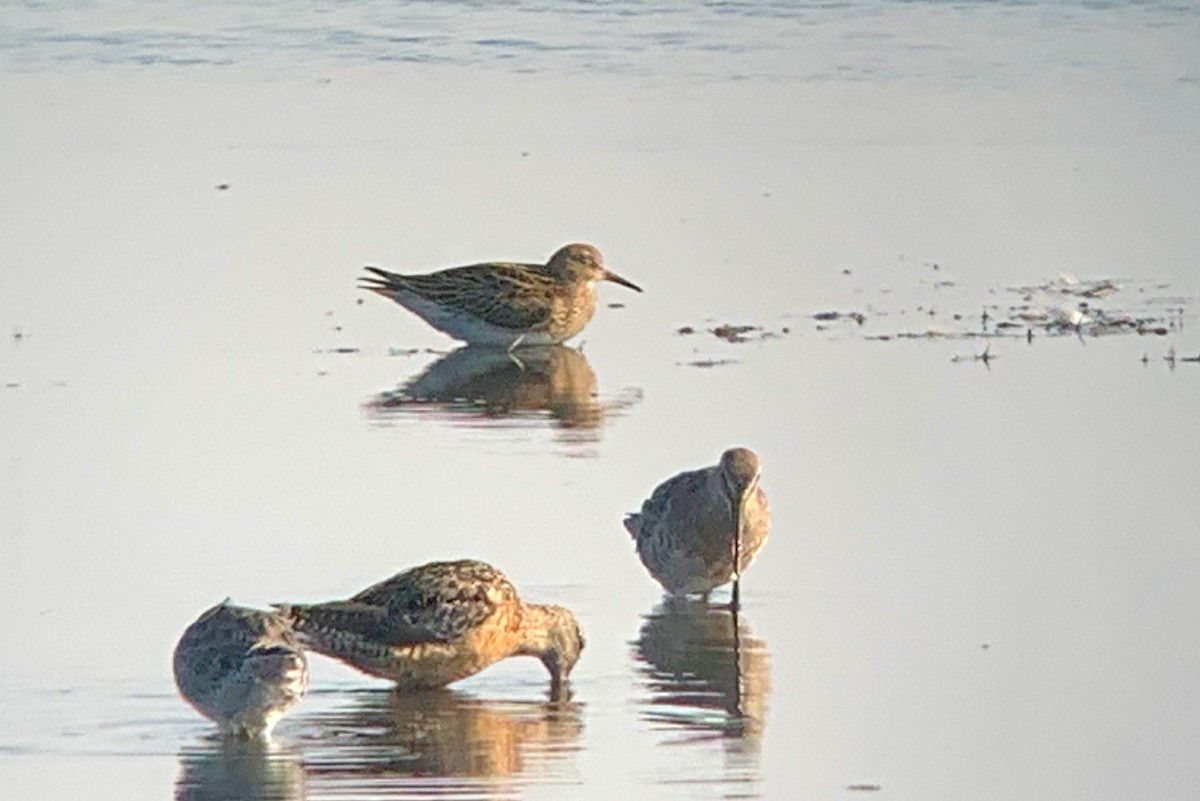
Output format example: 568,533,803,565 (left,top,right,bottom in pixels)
276,559,585,697
624,447,769,610
359,243,642,348
173,601,309,739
